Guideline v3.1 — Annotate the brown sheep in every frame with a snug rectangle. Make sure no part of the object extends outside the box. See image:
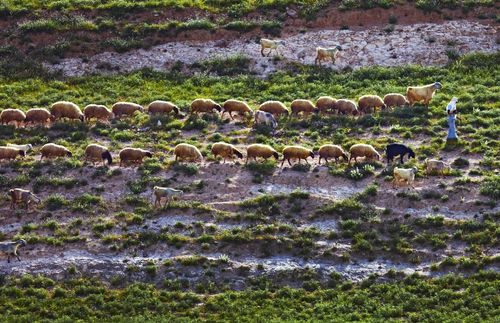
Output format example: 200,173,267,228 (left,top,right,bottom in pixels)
9,188,40,210
406,82,442,107
349,144,380,164
383,93,409,108
147,100,180,115
336,99,358,115
0,109,26,128
316,96,337,114
318,145,348,164
84,104,113,123
50,101,84,122
85,144,113,166
258,101,289,118
291,99,318,116
211,142,243,163
0,147,25,161
246,144,279,164
119,148,153,167
222,99,253,119
25,108,54,127
112,102,144,118
358,95,386,114
281,146,315,167
190,99,222,115
40,143,72,160
174,143,203,163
